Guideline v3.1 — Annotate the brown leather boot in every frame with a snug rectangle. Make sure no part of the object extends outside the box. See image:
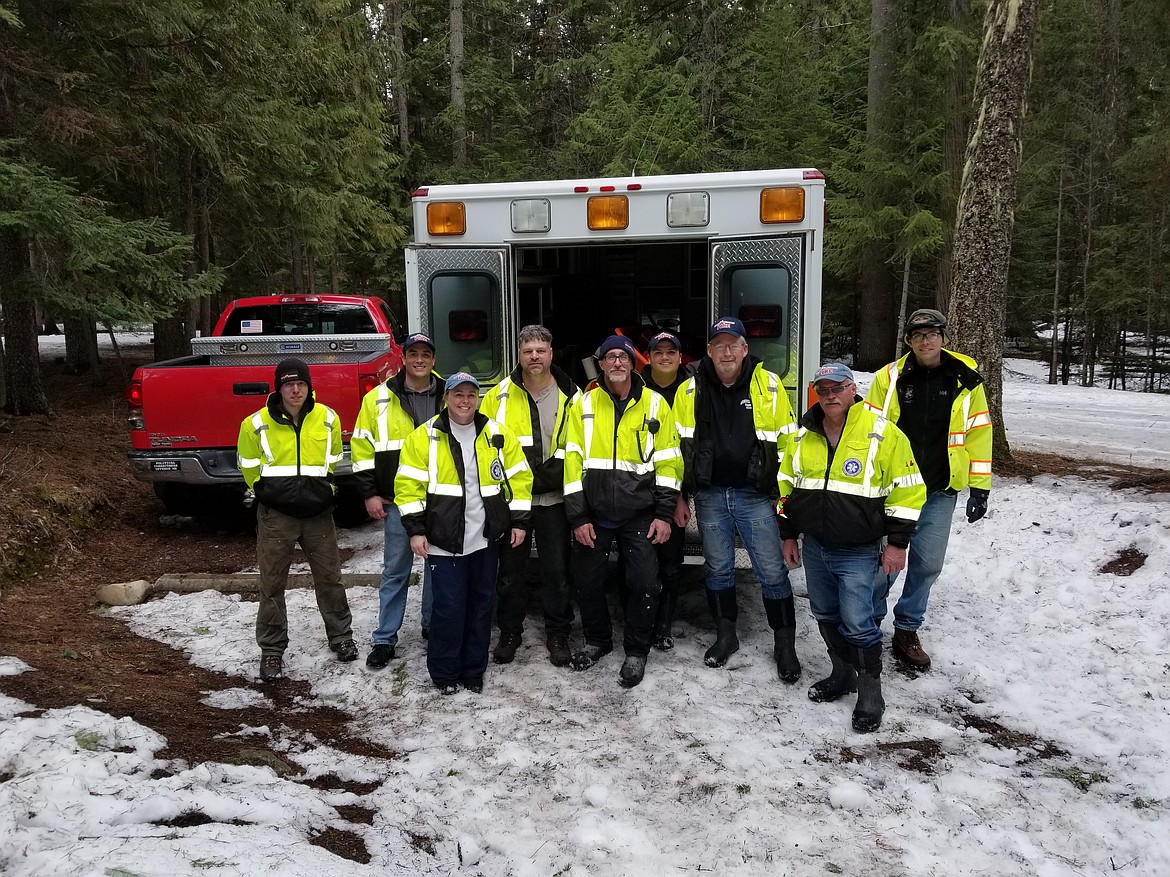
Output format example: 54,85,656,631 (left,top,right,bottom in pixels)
892,629,931,670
